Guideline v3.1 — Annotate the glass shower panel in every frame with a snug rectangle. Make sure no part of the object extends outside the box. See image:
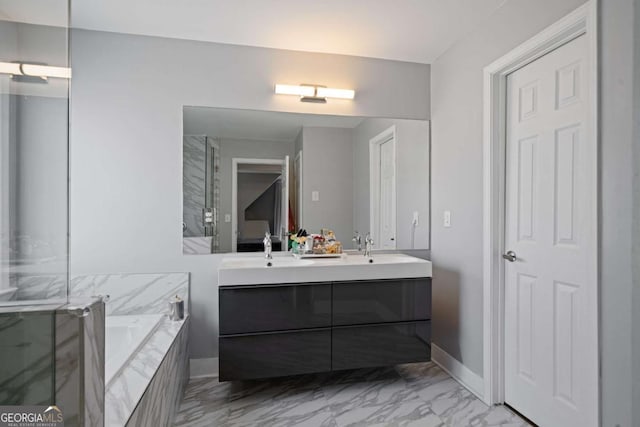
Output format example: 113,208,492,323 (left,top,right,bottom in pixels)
0,0,70,305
